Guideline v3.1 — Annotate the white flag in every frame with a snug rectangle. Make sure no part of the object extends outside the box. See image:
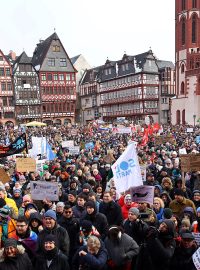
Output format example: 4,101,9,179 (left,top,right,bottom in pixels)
111,143,143,194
